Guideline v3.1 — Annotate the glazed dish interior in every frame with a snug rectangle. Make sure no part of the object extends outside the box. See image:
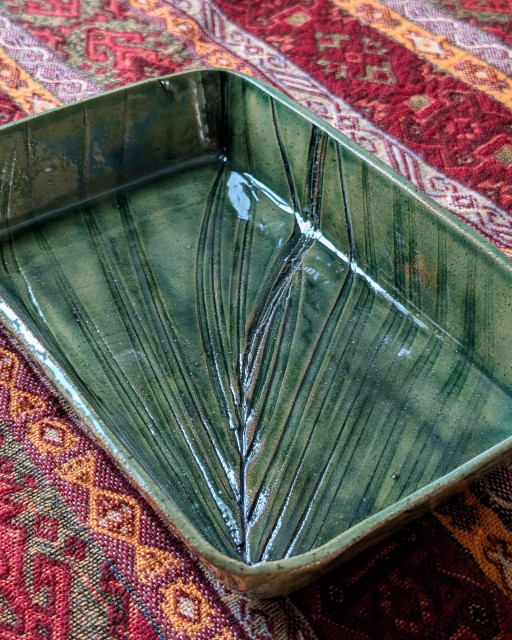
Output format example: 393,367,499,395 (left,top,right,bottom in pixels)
0,70,511,565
